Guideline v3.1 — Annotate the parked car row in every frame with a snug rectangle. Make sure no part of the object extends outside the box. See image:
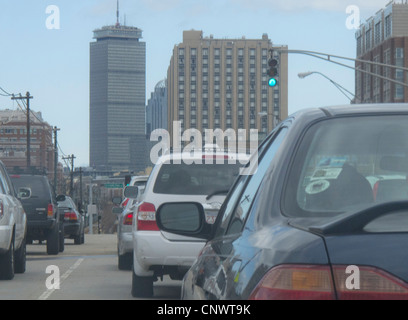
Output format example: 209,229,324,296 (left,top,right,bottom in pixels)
118,103,408,300
1,169,86,281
